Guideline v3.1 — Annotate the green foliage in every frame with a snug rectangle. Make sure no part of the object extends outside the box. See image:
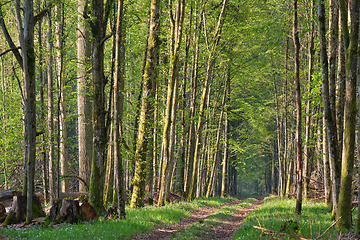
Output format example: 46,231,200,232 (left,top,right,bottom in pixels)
234,196,340,239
